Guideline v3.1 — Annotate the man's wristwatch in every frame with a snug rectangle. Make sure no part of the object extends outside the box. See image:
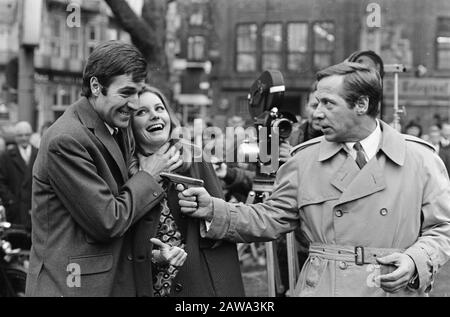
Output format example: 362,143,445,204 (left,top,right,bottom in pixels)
407,272,419,289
